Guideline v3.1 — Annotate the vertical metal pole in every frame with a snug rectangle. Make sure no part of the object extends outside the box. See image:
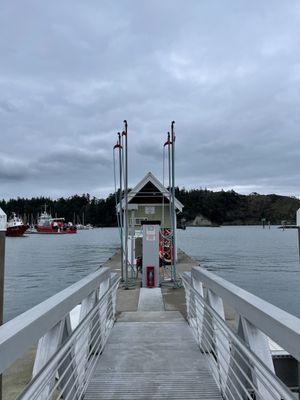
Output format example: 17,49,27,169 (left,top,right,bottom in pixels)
167,133,172,228
167,132,173,280
171,121,176,282
297,228,300,262
118,132,124,282
123,120,129,289
0,208,7,400
297,209,300,262
131,209,135,279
